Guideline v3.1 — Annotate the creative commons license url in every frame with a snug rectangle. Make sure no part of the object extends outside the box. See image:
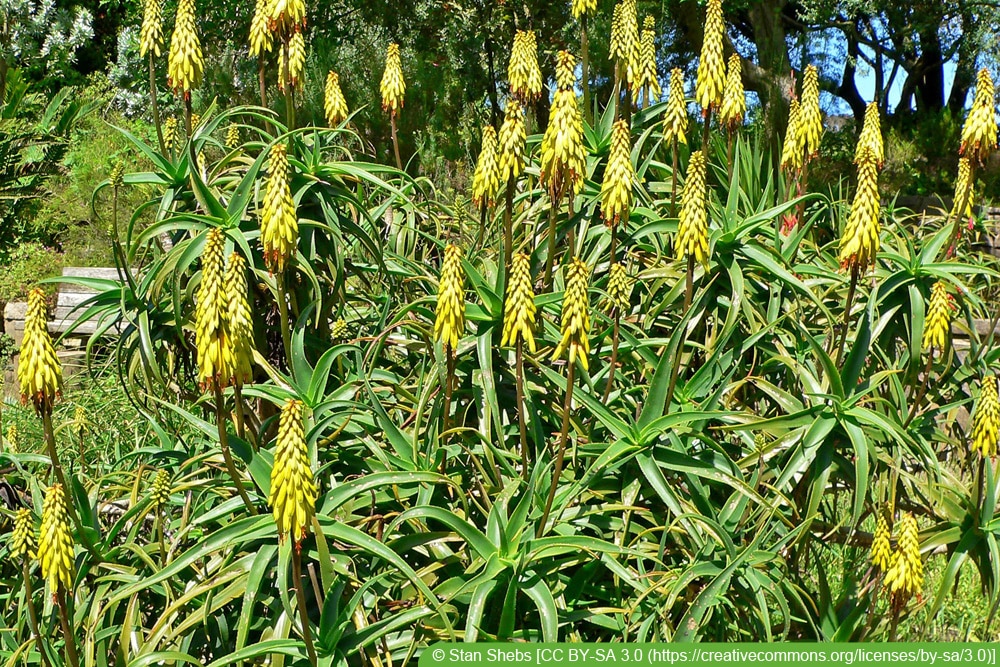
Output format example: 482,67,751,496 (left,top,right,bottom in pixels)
426,646,999,666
